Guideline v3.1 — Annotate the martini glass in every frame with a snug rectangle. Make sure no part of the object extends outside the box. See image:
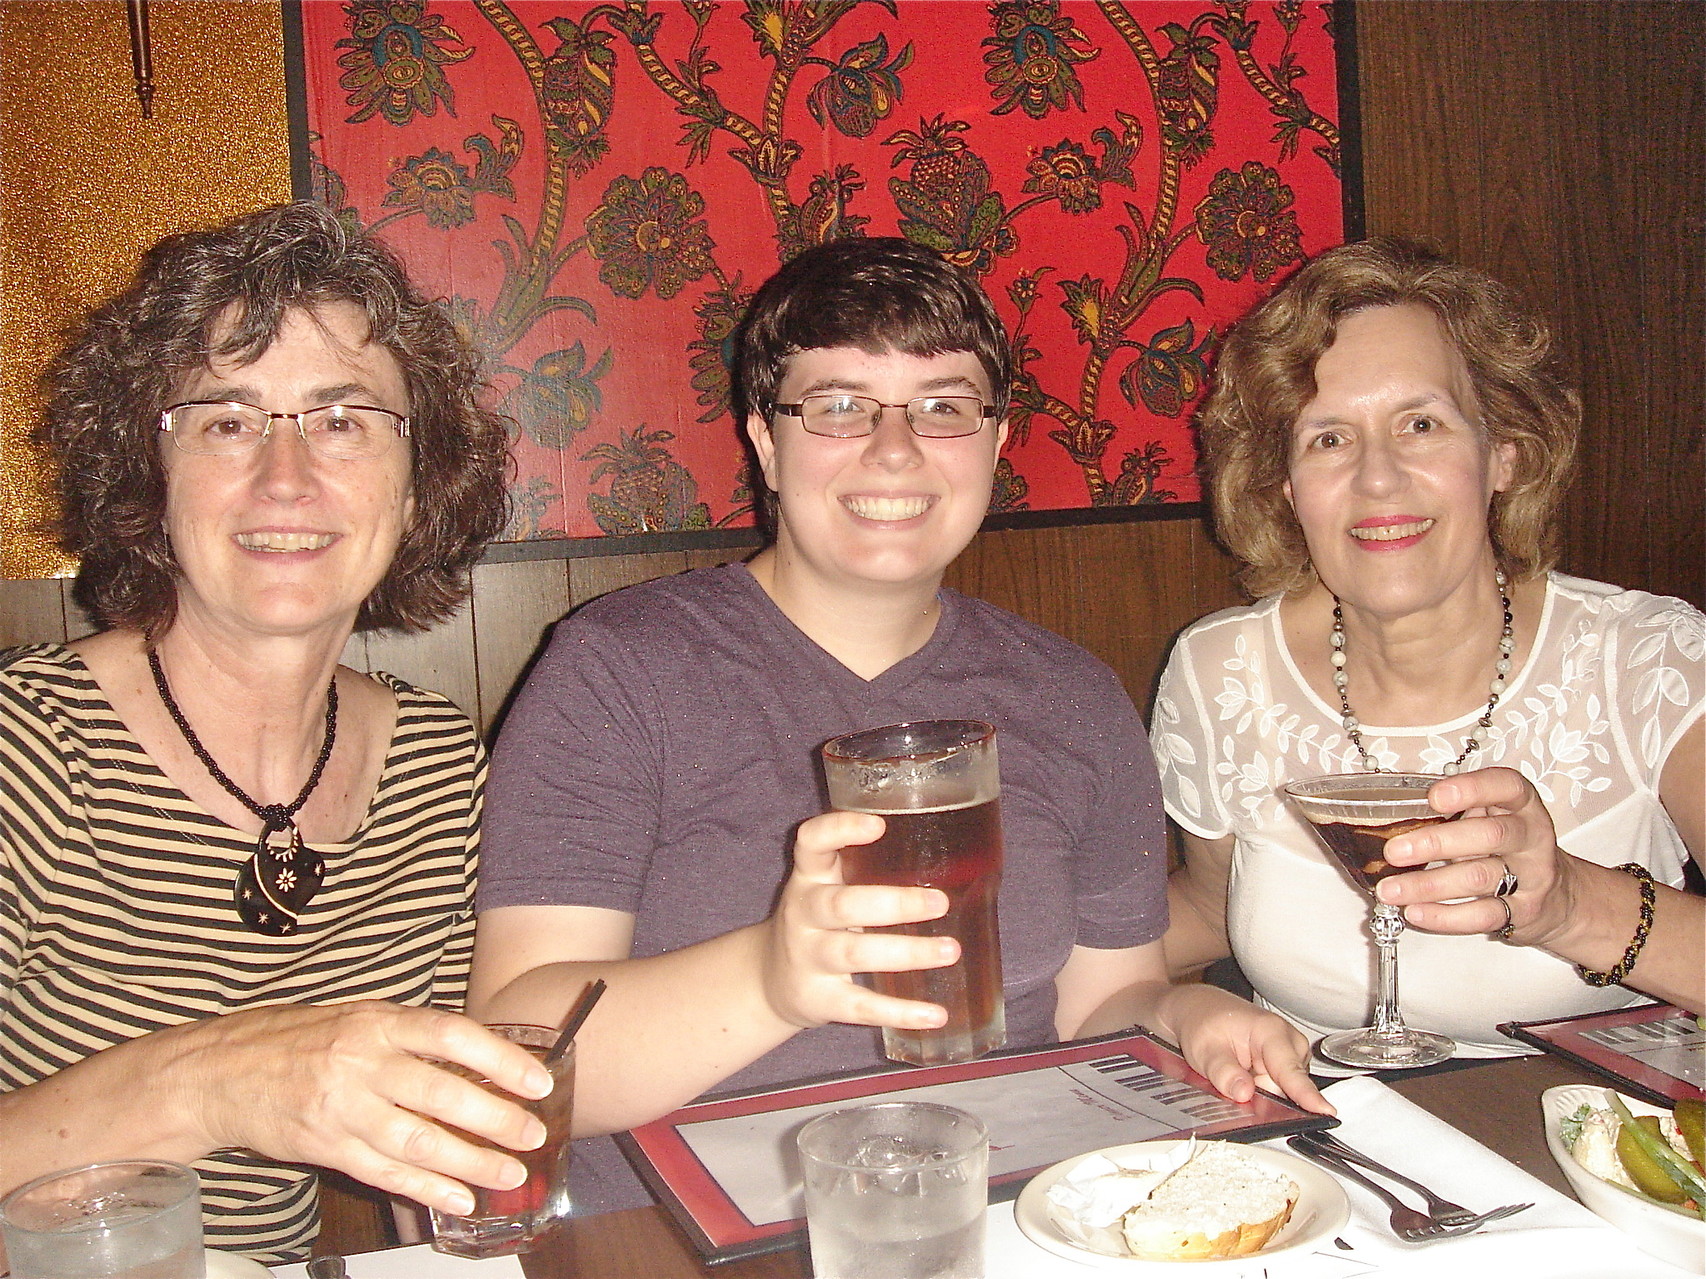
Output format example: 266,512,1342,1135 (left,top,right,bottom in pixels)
1282,772,1457,1068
